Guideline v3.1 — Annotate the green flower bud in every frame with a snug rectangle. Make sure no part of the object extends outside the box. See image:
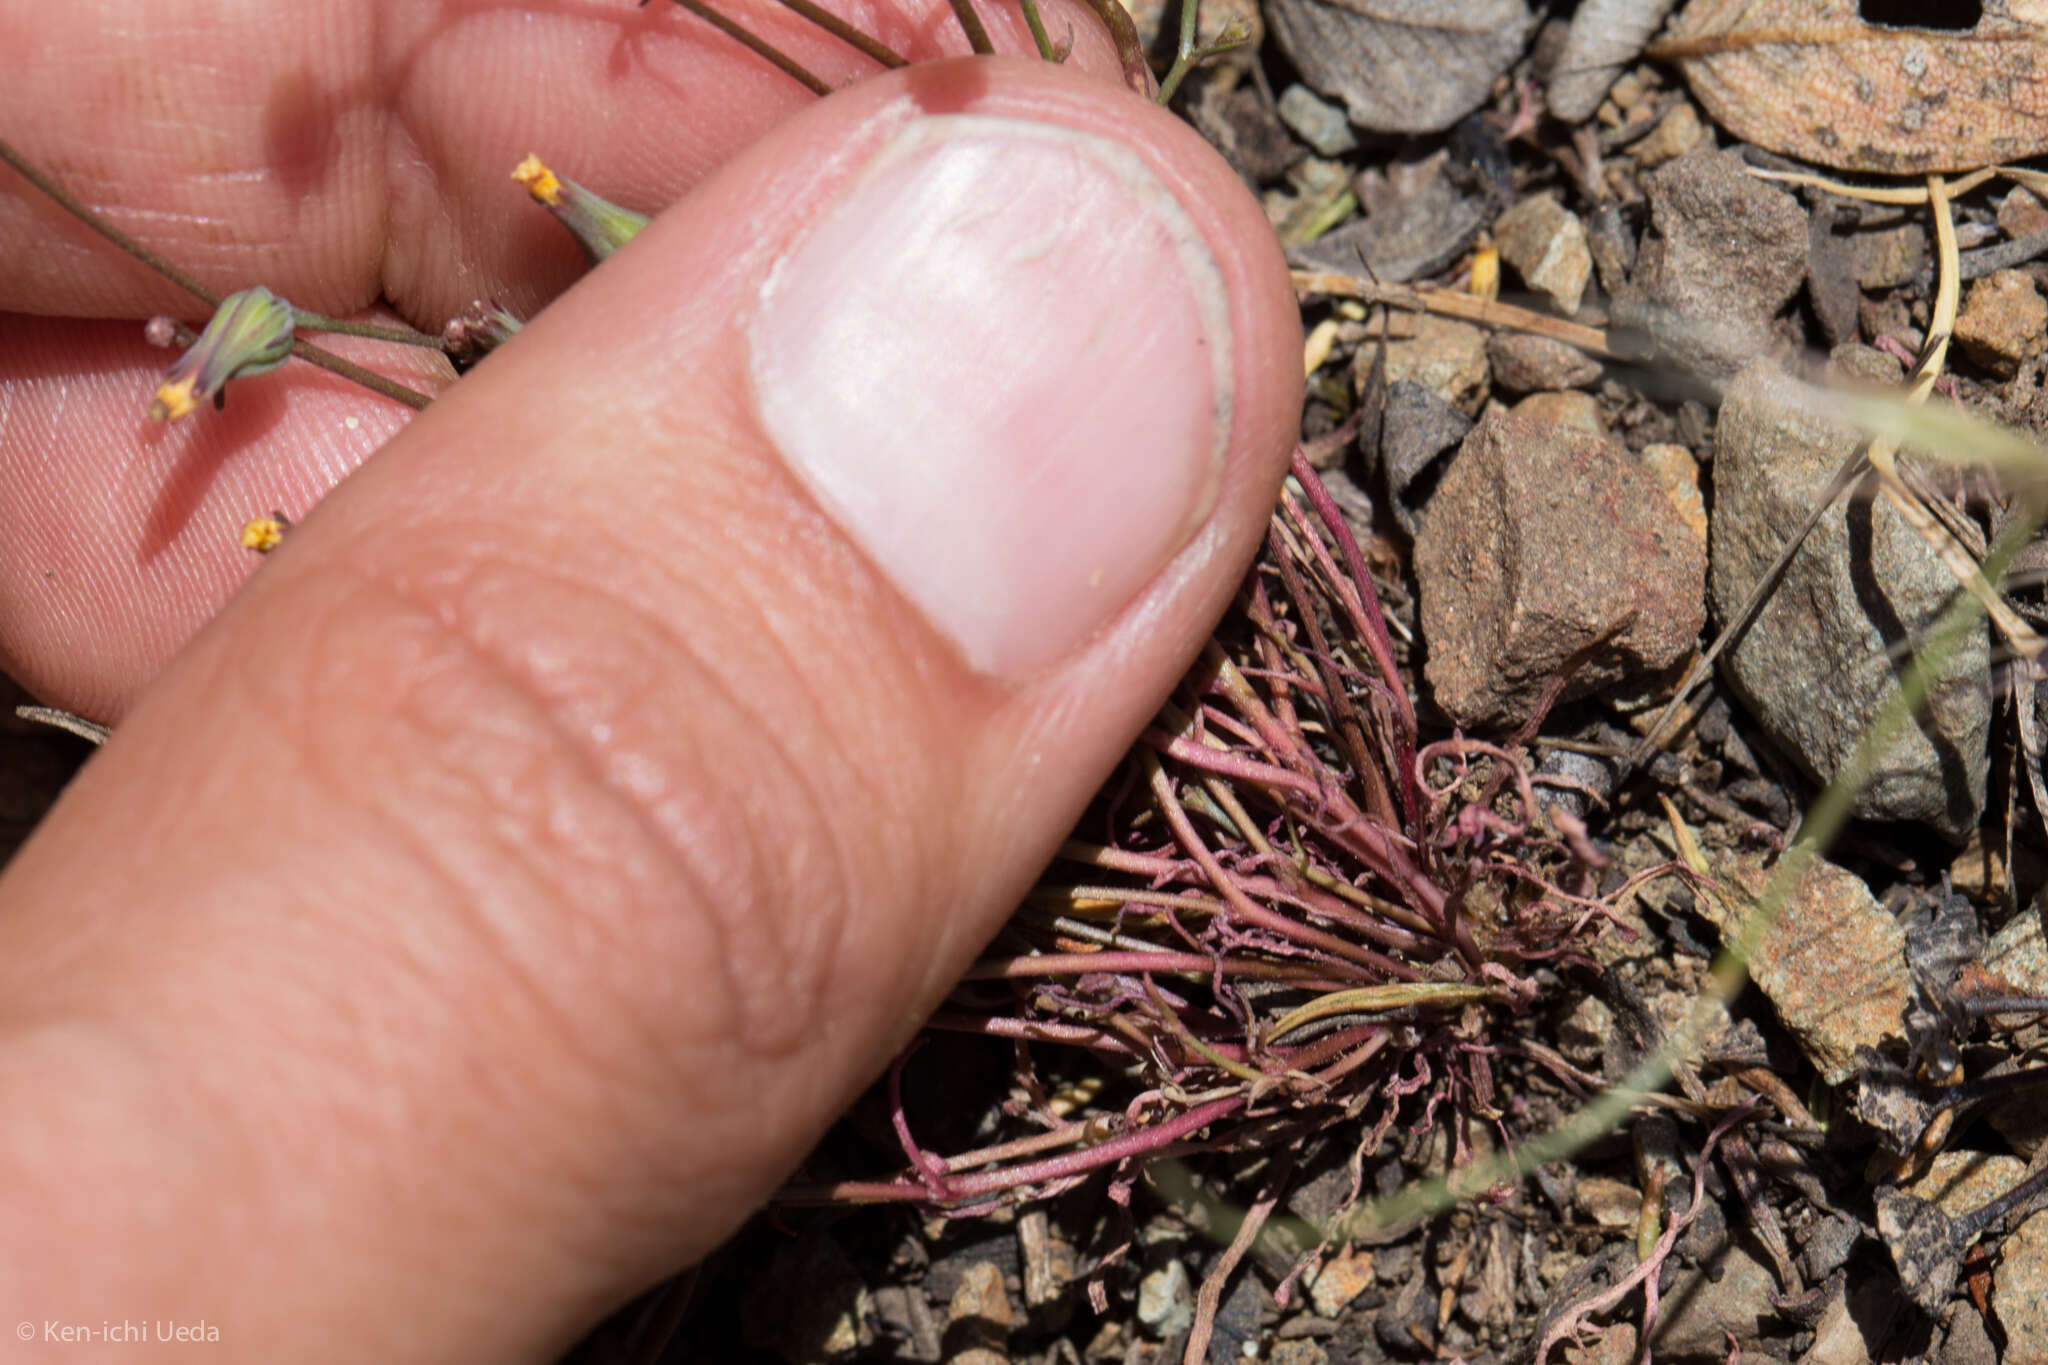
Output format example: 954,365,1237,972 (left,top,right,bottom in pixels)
149,286,296,421
511,154,649,264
